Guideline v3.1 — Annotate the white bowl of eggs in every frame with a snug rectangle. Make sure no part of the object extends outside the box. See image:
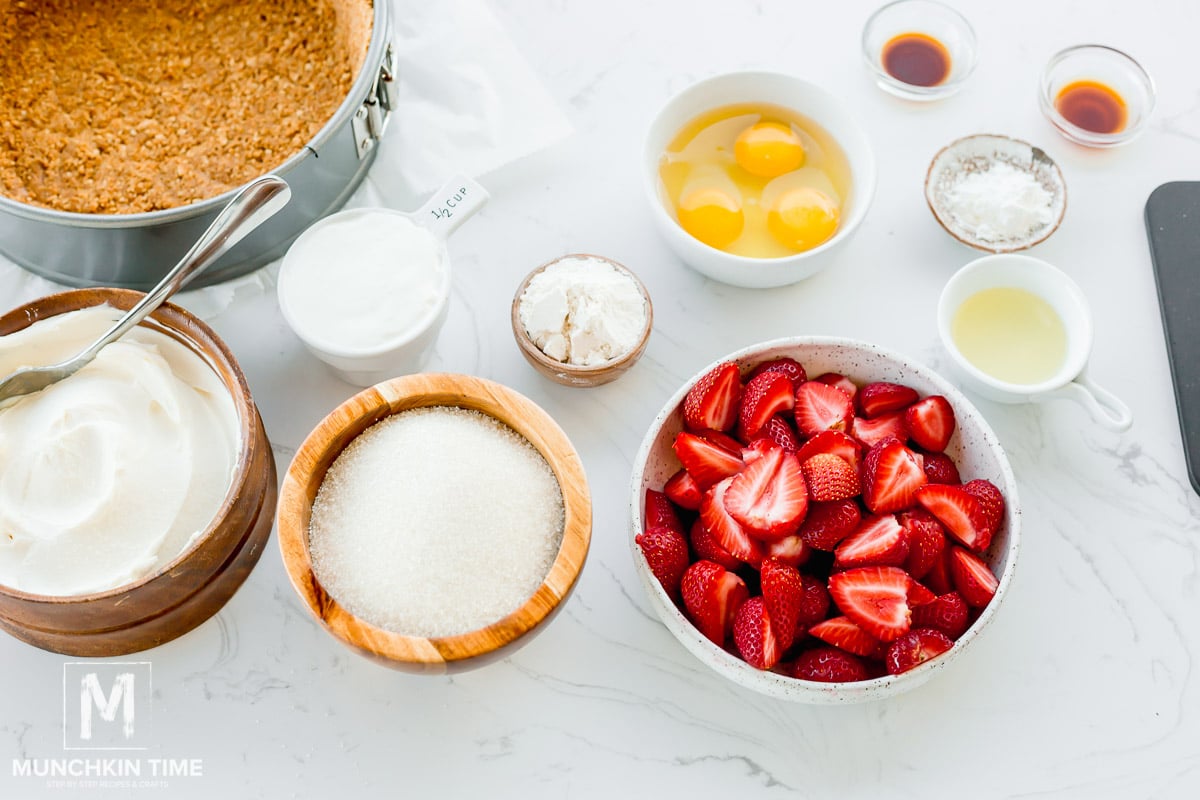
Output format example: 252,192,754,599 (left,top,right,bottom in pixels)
644,71,877,289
